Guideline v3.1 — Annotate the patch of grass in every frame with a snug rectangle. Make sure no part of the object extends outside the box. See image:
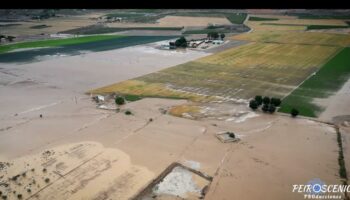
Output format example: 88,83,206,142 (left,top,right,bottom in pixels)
279,47,350,117
249,16,279,21
0,35,125,54
225,13,248,24
306,25,350,30
124,94,143,102
168,104,201,117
